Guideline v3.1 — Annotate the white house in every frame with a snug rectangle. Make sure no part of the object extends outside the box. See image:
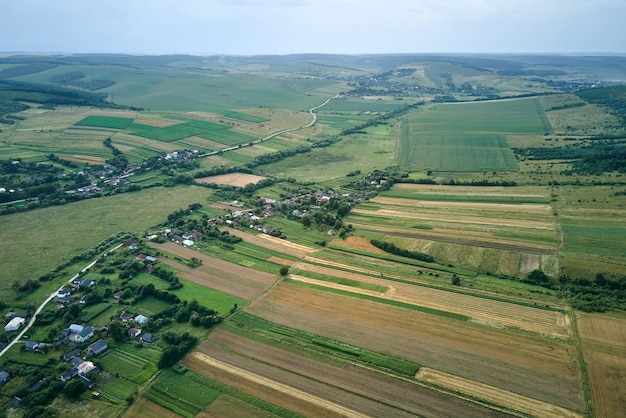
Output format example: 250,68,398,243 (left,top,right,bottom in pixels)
4,317,25,332
72,327,94,343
